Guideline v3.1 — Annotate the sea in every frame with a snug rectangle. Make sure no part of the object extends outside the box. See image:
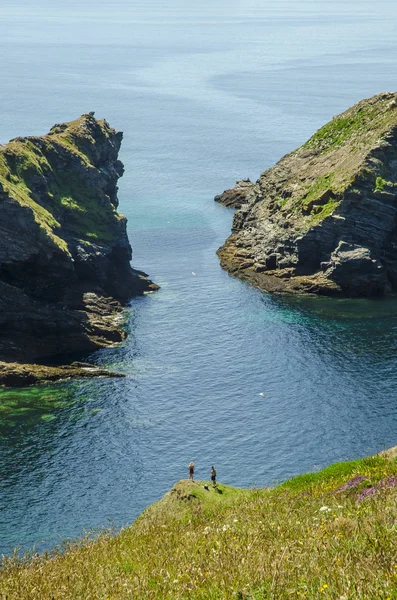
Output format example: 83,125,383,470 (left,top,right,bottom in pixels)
1,0,397,555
